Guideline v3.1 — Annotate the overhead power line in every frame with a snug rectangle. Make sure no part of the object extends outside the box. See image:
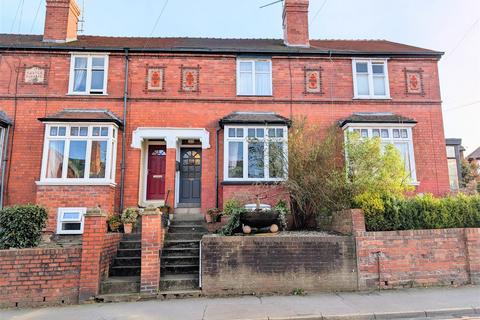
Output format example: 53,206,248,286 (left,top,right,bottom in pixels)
30,0,44,33
142,0,169,49
443,16,480,61
444,100,480,112
309,0,328,27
